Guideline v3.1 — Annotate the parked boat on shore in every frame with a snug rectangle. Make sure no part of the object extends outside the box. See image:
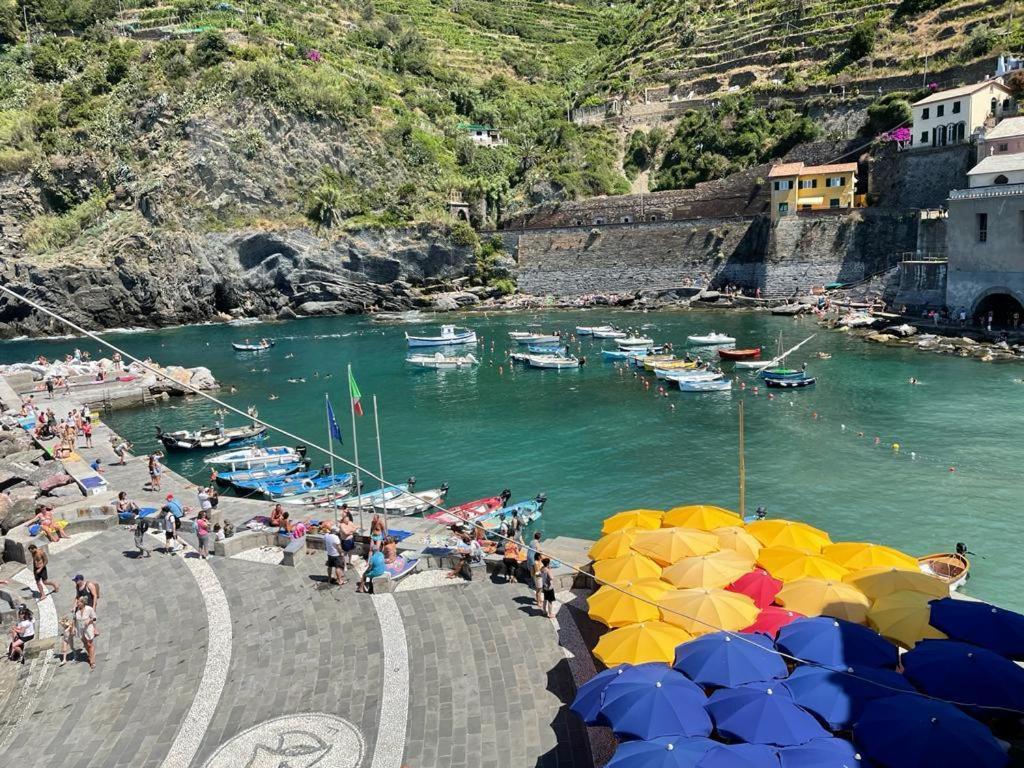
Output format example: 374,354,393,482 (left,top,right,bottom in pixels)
157,423,266,451
204,445,305,471
232,338,274,352
426,495,505,525
406,325,477,347
373,485,449,516
687,332,736,345
406,352,478,369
